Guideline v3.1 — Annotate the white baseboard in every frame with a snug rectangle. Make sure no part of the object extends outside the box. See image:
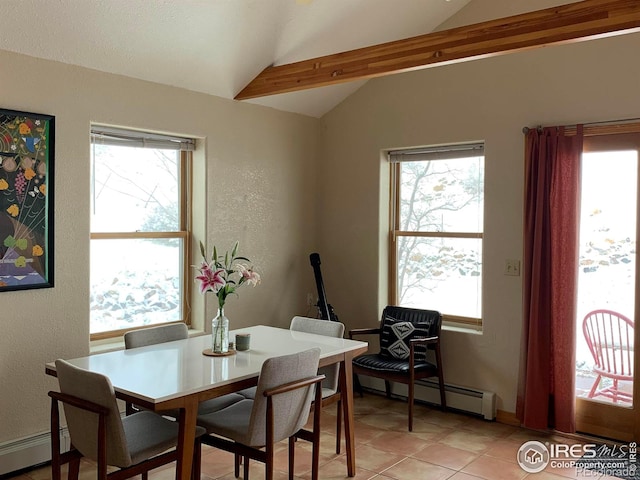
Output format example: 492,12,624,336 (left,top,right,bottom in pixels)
0,429,70,476
358,376,497,420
